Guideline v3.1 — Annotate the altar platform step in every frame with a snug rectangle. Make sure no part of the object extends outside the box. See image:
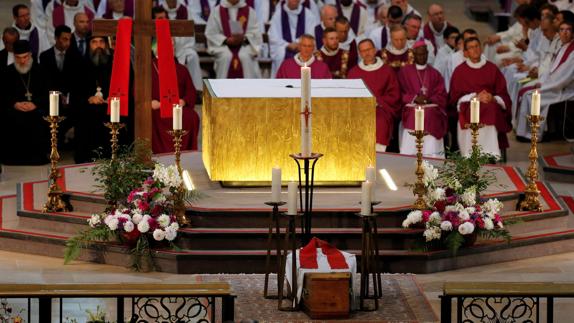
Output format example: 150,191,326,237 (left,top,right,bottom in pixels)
540,153,574,183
